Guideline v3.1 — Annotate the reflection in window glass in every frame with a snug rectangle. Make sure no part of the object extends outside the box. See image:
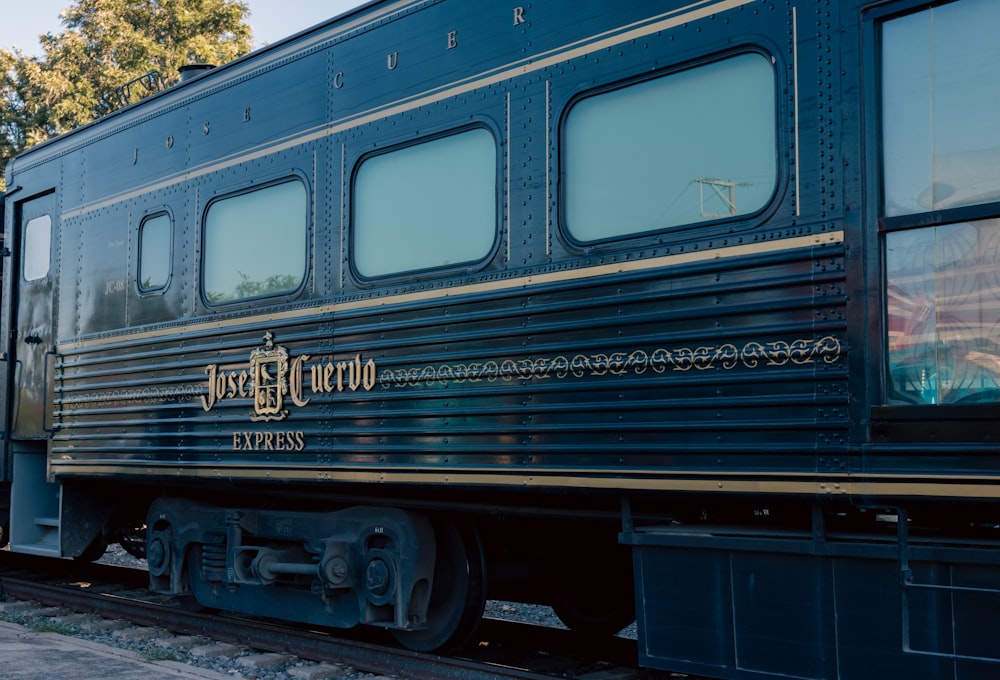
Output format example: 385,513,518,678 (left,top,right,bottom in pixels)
882,0,1000,216
23,215,52,281
354,128,497,278
203,180,307,303
139,213,171,291
564,54,776,242
886,219,1000,404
